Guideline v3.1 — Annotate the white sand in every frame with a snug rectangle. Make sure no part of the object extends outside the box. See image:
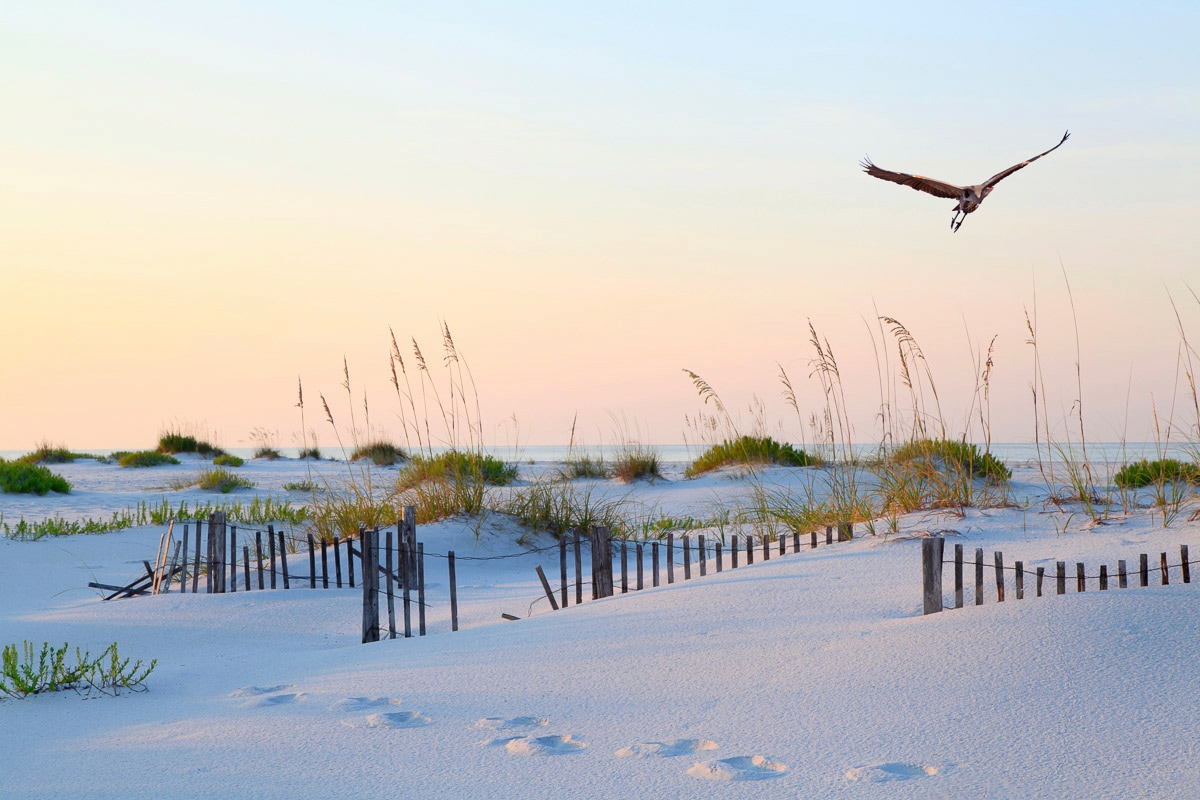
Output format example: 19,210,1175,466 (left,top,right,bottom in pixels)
2,456,1199,798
